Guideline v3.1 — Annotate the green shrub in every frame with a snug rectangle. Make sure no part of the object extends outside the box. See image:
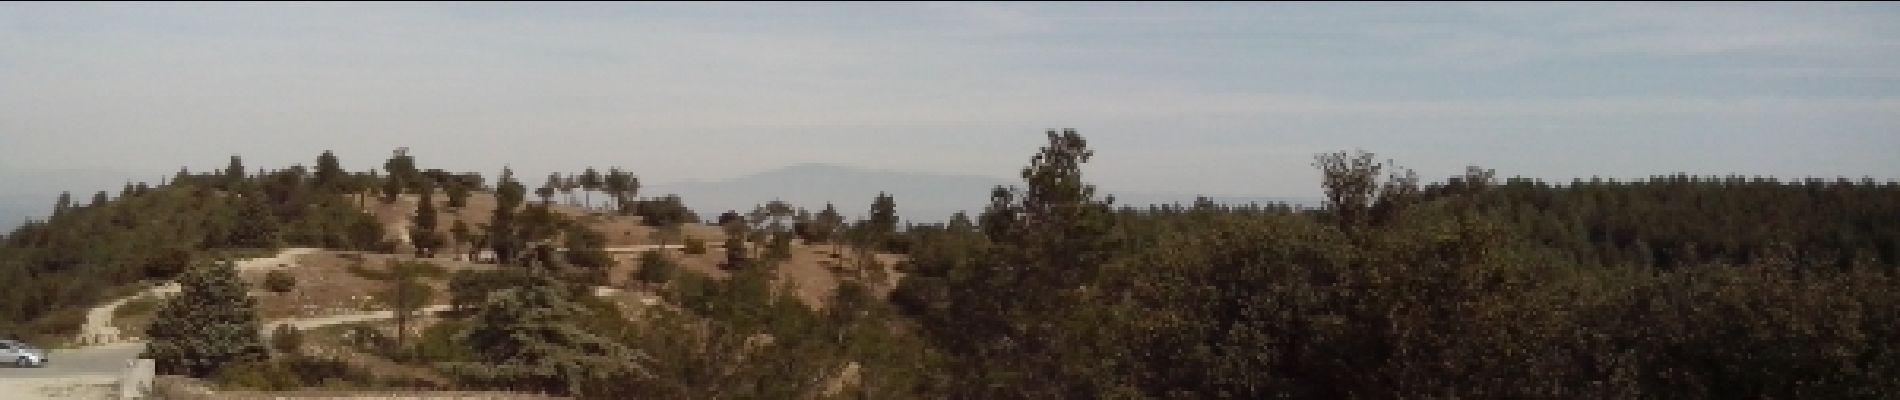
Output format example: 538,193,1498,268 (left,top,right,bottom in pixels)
263,270,297,293
636,252,677,286
405,319,473,363
683,237,707,255
213,356,372,391
213,361,300,391
270,324,303,355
